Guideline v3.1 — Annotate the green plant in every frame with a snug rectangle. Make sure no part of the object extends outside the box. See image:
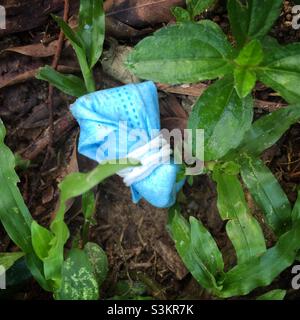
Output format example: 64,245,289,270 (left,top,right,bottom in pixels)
0,0,136,300
0,118,133,299
126,0,300,298
36,0,105,95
